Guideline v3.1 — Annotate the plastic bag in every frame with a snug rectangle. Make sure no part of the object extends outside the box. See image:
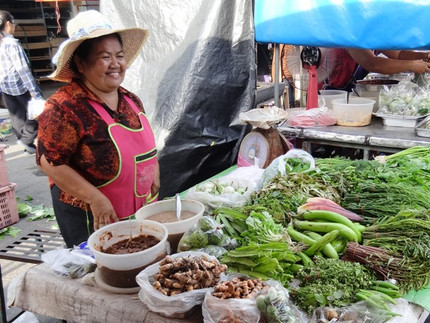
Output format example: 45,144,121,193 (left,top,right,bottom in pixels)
239,107,289,129
286,106,337,128
136,251,226,318
260,149,315,187
41,248,96,278
257,280,308,323
223,165,265,192
202,274,265,323
27,98,46,120
308,299,419,323
378,78,420,115
177,216,237,256
184,176,255,212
